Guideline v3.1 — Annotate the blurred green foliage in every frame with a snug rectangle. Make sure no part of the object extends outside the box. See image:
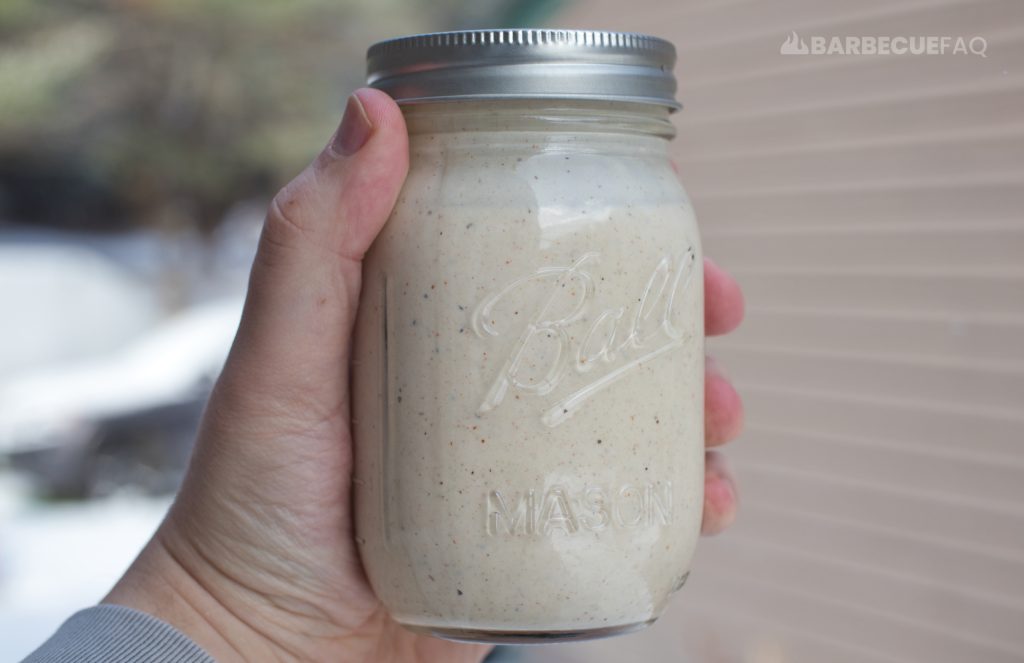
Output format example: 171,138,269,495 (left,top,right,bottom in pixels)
0,0,550,231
